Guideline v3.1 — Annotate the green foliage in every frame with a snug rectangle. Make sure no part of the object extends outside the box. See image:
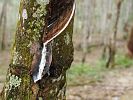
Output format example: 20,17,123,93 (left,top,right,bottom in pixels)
67,62,106,86
115,53,133,68
67,53,133,86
